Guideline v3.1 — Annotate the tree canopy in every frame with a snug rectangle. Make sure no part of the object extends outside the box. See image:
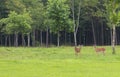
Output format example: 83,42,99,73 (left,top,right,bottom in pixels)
0,0,120,53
